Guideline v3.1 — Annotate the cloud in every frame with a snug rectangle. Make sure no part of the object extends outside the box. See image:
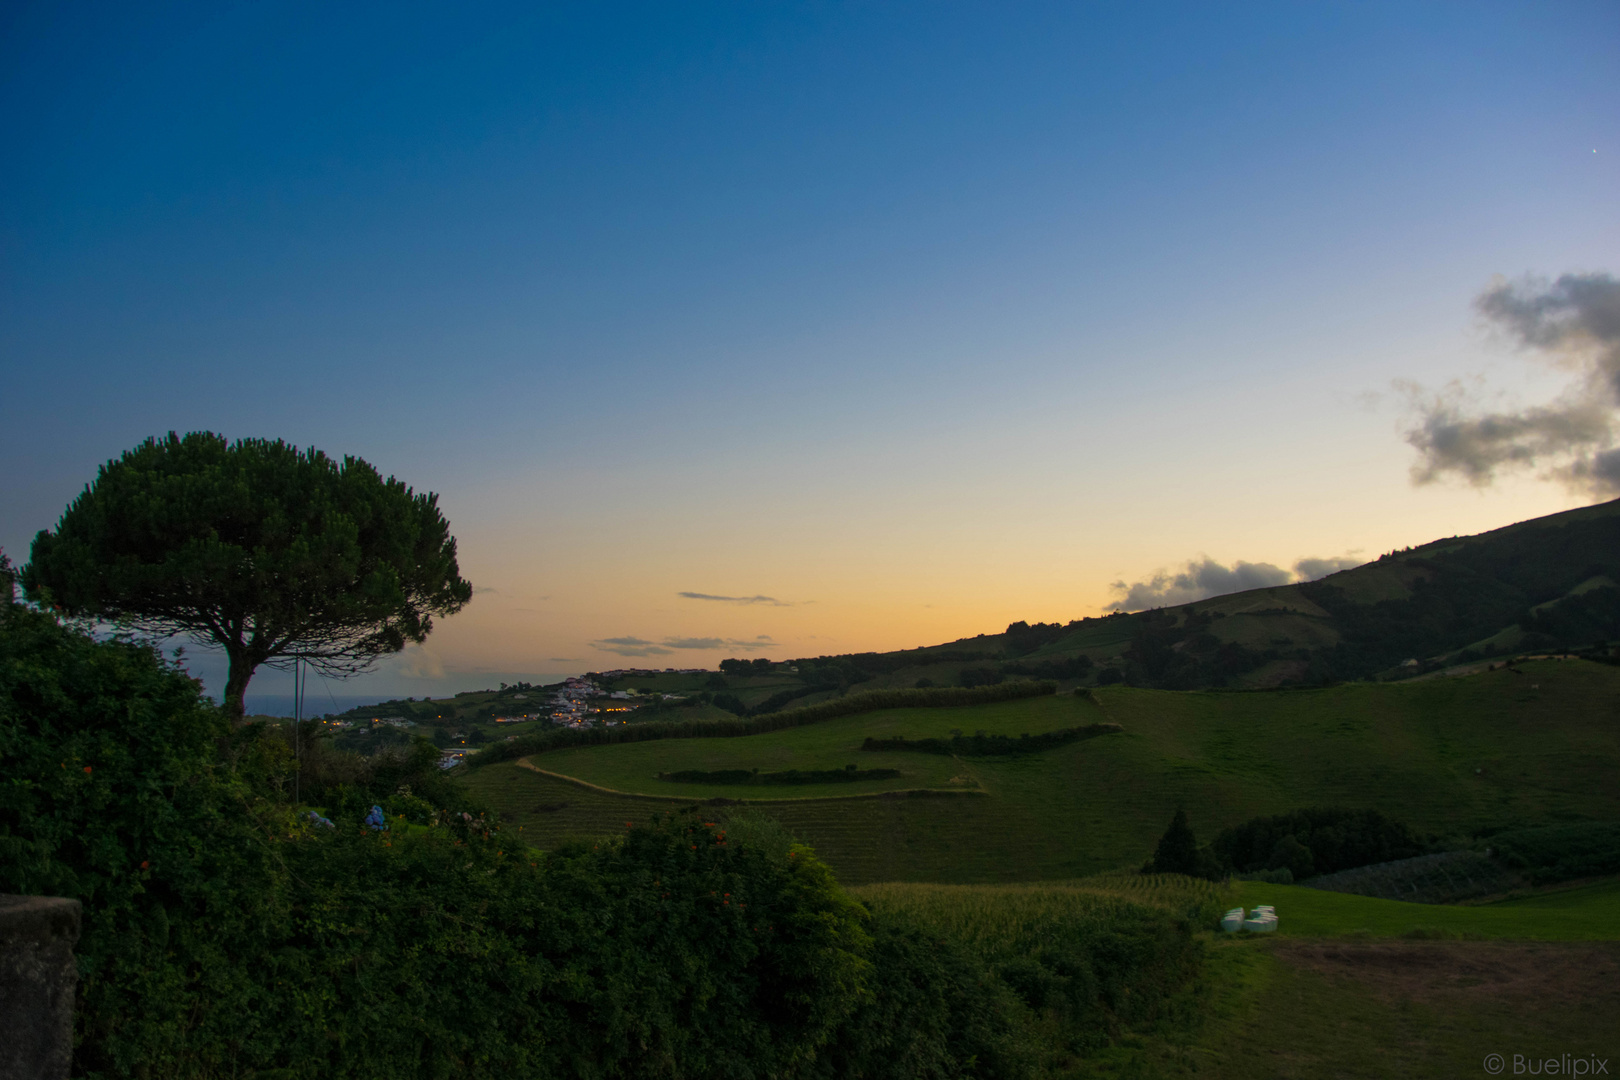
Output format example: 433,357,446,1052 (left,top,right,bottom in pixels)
471,585,500,595
1403,272,1620,496
393,645,446,680
591,635,775,656
1108,558,1293,612
548,657,581,662
678,592,802,606
590,636,674,658
664,636,775,652
1293,555,1364,581
1106,552,1367,612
